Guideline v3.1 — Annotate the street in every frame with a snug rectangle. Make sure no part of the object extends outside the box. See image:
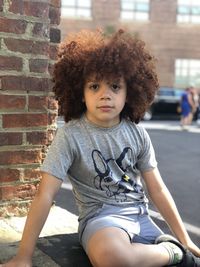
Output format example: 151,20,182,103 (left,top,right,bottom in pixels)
55,120,200,247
